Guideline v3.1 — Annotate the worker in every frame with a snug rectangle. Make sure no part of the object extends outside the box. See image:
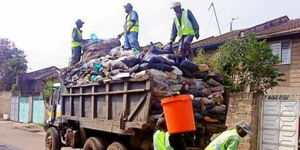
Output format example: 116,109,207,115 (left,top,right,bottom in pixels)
169,2,199,60
205,121,253,150
153,115,174,150
118,3,140,52
71,19,87,66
